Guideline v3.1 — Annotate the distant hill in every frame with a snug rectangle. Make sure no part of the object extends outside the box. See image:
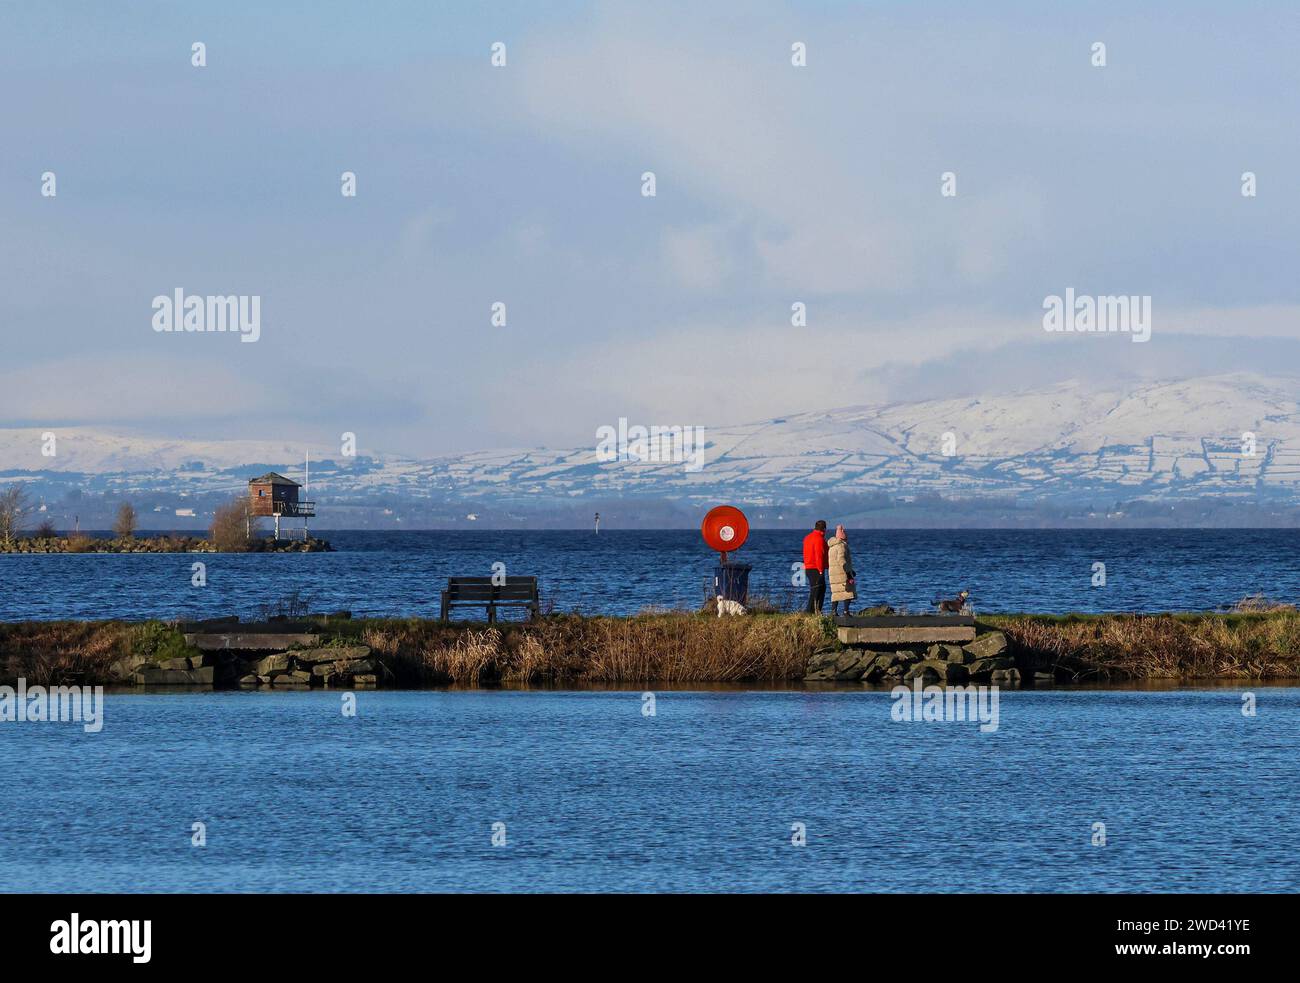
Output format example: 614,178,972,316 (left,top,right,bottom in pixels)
4,373,1300,526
